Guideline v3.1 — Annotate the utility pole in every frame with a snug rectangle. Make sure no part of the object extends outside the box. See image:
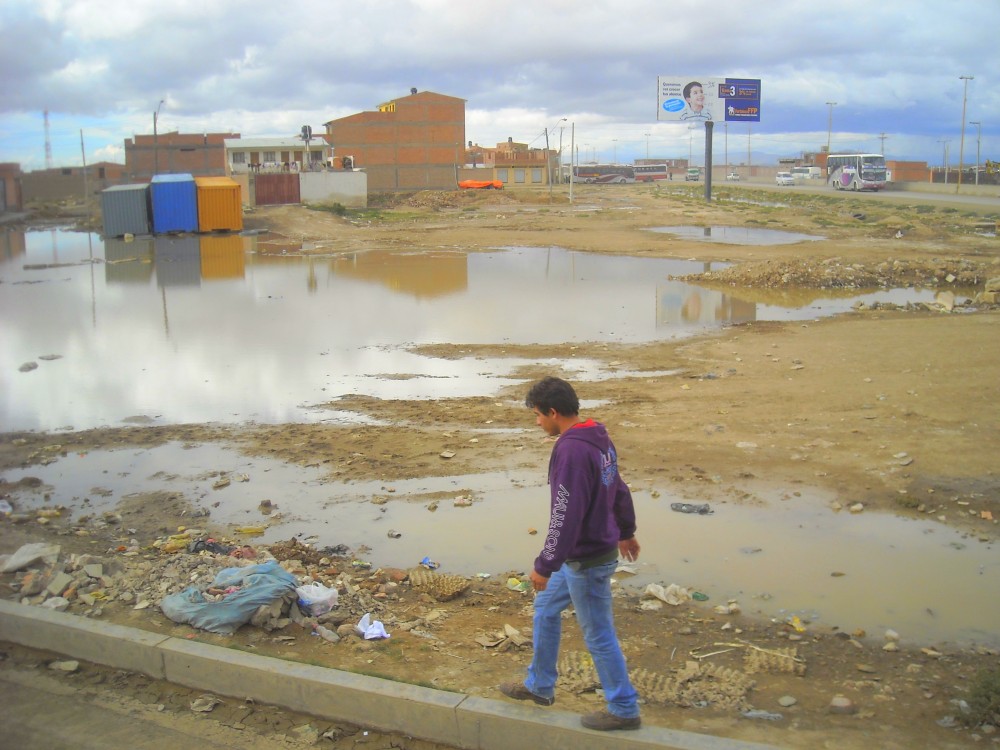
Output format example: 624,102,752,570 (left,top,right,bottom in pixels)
825,101,837,155
939,139,950,184
878,132,888,154
644,133,650,160
544,127,552,198
969,121,981,186
957,75,973,192
153,99,165,176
